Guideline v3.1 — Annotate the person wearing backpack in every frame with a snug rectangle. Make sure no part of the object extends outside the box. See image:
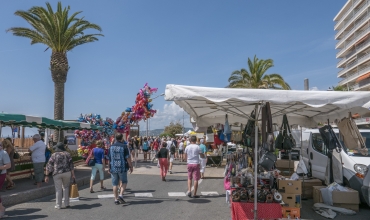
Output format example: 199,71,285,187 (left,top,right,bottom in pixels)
142,137,150,162
169,139,176,174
